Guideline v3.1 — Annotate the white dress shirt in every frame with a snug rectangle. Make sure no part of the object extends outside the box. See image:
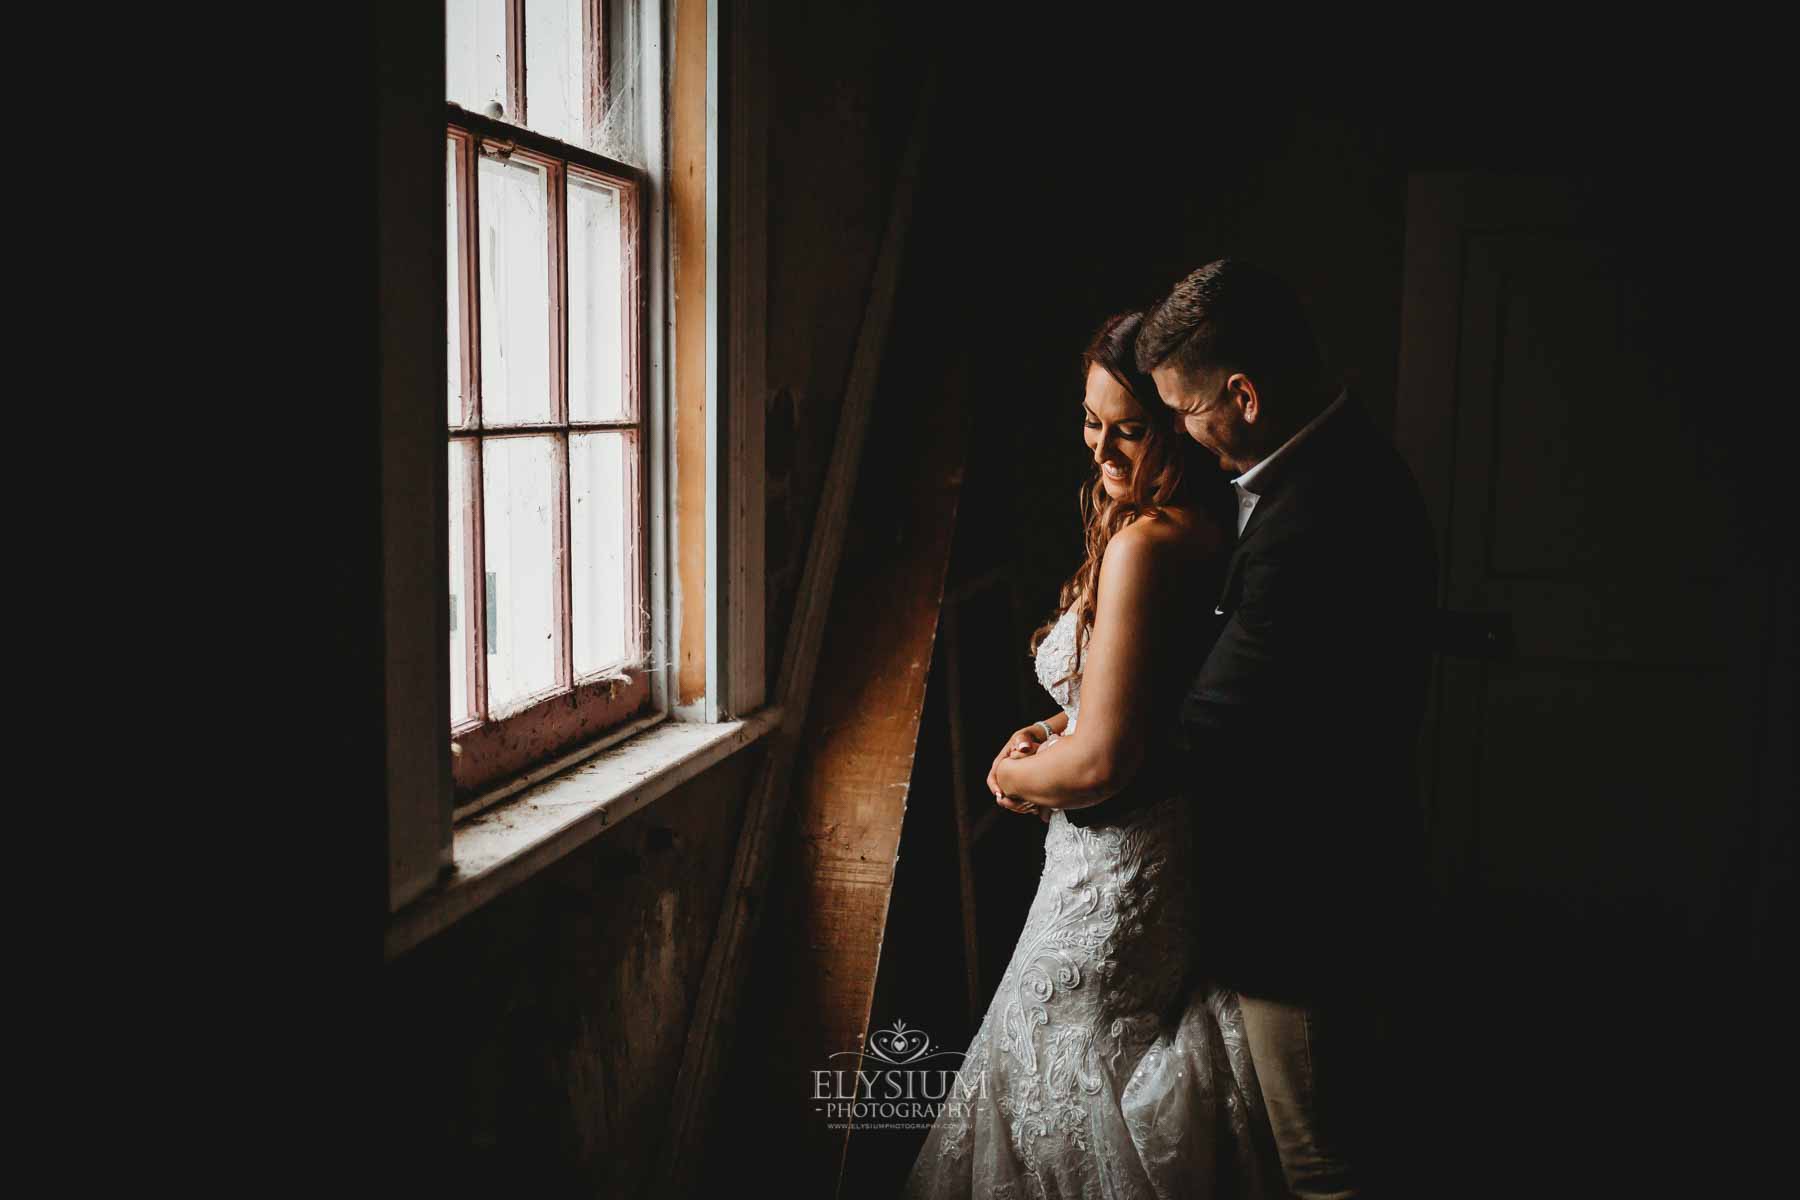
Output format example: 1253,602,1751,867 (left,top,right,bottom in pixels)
1230,387,1348,536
